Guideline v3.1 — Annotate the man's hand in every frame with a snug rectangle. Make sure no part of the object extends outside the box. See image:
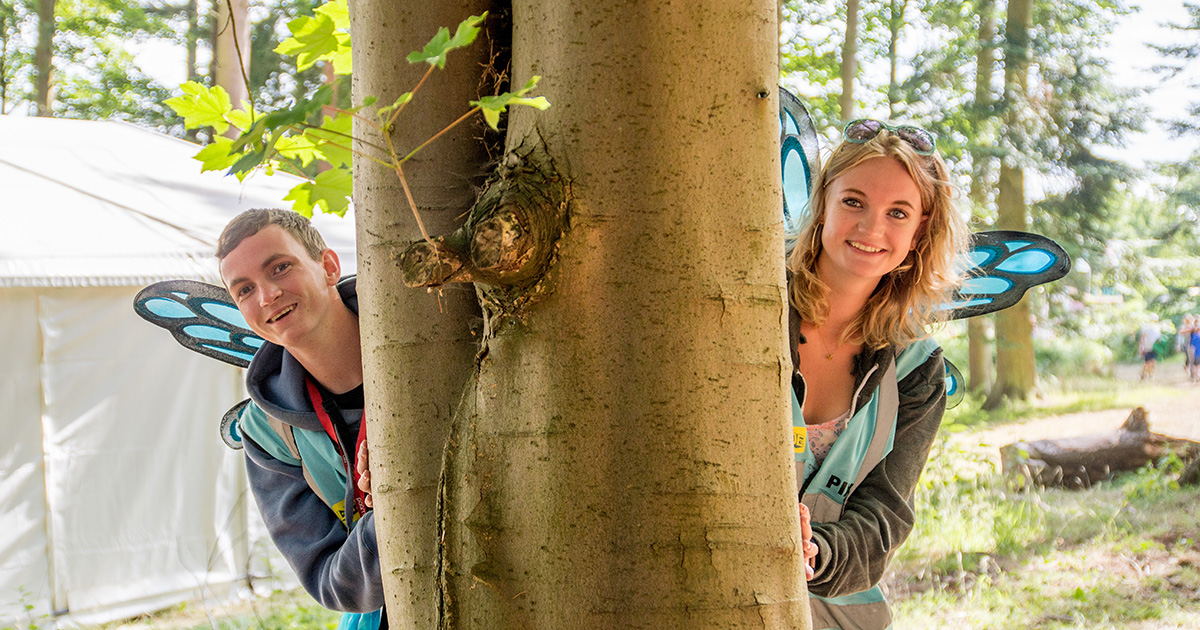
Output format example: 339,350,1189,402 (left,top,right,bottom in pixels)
800,502,817,580
356,440,373,509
